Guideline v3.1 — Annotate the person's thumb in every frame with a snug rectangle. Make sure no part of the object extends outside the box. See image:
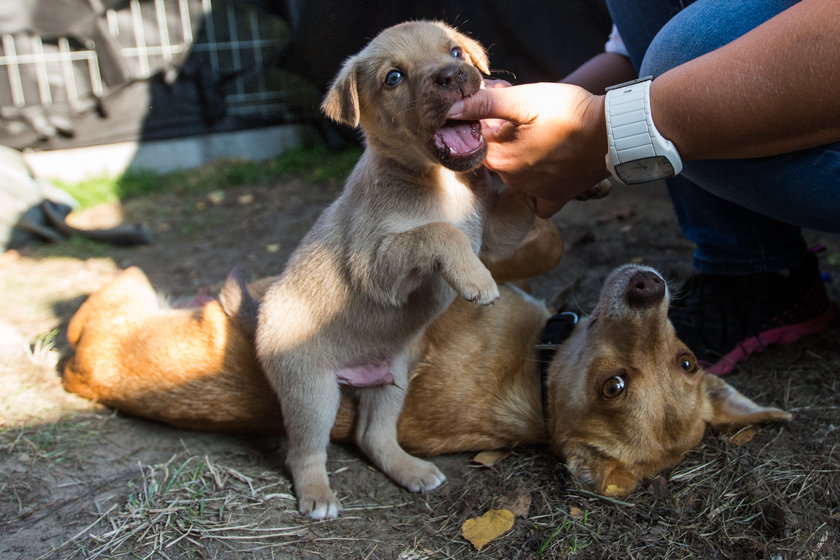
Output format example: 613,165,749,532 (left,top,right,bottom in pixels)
447,87,531,125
